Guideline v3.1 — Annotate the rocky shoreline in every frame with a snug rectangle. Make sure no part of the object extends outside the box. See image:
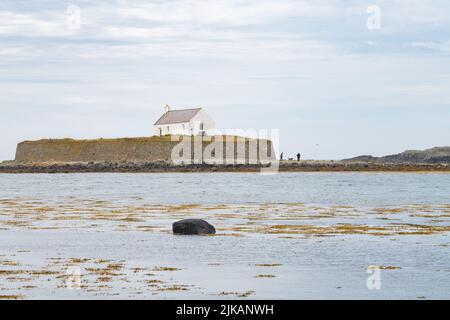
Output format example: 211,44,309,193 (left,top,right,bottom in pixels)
0,160,448,173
